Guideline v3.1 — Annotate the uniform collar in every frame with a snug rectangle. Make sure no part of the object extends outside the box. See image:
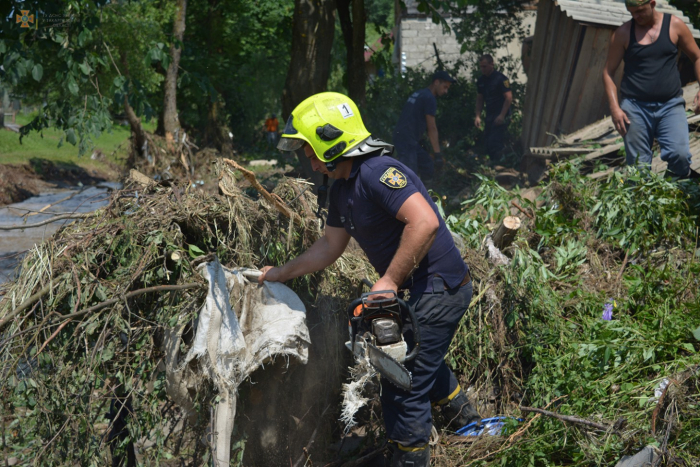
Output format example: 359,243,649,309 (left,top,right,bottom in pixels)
348,152,382,179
